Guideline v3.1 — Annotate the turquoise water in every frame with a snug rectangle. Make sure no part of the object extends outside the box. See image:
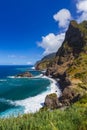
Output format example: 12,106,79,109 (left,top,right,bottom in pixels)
0,65,50,117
